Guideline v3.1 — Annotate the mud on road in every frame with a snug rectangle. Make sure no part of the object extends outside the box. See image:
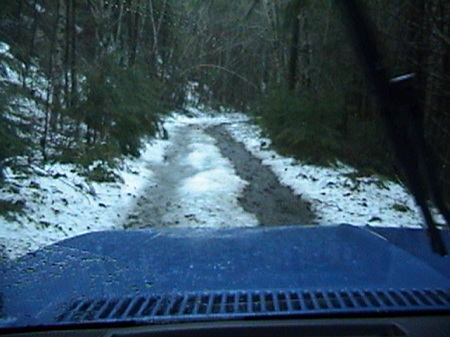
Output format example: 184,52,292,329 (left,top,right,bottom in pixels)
124,121,313,229
206,125,313,226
